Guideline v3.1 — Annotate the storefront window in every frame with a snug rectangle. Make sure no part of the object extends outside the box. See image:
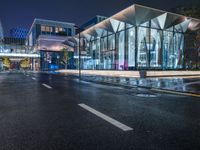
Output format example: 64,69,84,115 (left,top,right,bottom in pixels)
150,29,162,68
174,32,184,69
108,34,115,50
118,30,125,70
137,27,149,68
163,31,174,69
127,27,135,68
